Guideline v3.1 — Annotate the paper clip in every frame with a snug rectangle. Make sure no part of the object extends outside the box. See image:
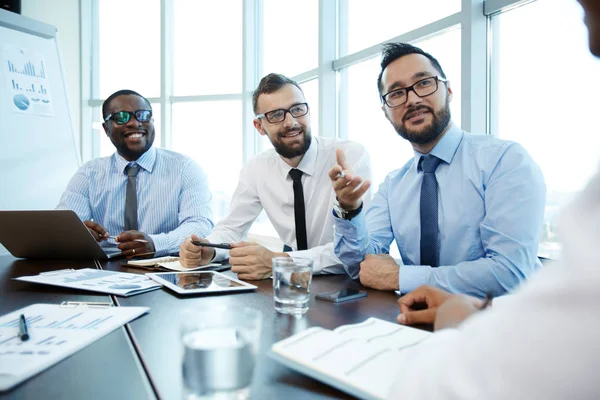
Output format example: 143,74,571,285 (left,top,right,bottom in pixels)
60,301,113,308
40,268,75,276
